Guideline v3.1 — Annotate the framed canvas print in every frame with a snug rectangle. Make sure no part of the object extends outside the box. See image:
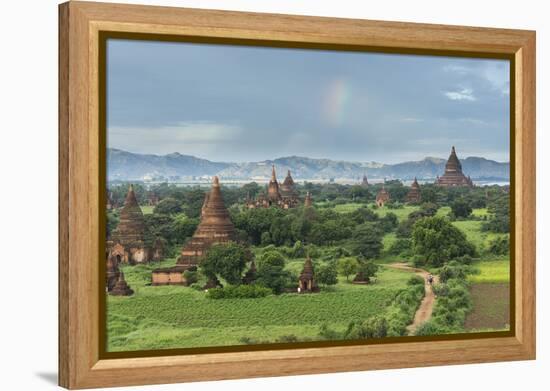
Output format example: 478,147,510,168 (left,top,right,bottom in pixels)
58,1,536,389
